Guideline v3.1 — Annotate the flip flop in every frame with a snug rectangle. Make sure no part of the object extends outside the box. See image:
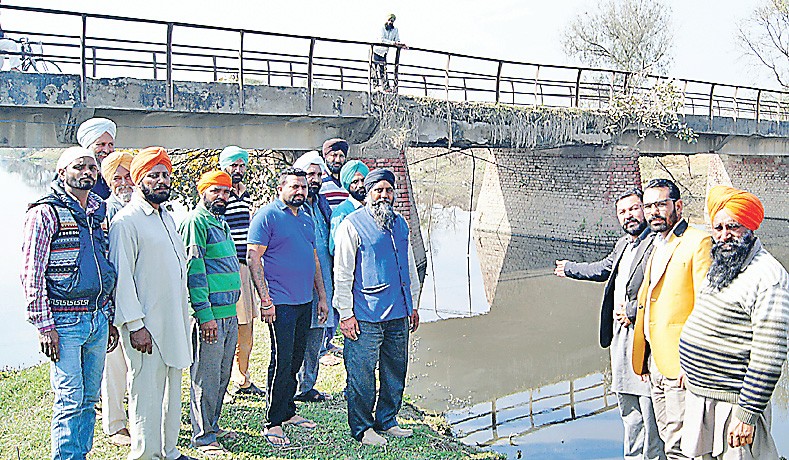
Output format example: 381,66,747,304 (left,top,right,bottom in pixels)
282,417,317,429
263,431,291,447
216,428,238,440
196,443,228,456
294,389,331,403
